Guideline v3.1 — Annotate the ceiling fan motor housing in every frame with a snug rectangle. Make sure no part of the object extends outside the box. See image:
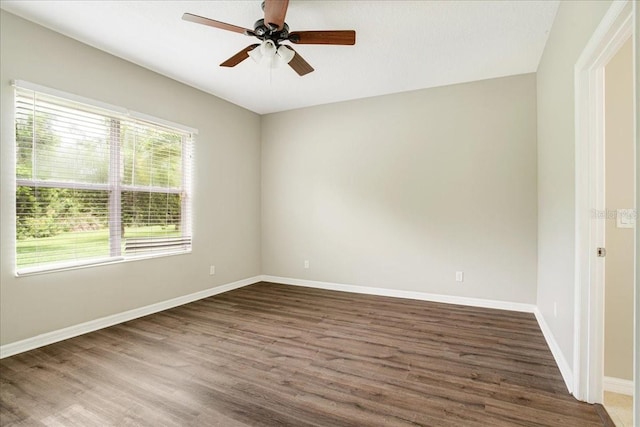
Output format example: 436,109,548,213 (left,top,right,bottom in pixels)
253,19,289,43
